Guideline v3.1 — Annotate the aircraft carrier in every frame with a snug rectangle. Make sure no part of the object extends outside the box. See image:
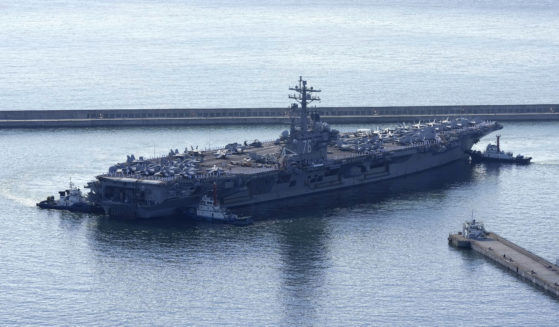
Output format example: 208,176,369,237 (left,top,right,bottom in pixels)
85,77,502,218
